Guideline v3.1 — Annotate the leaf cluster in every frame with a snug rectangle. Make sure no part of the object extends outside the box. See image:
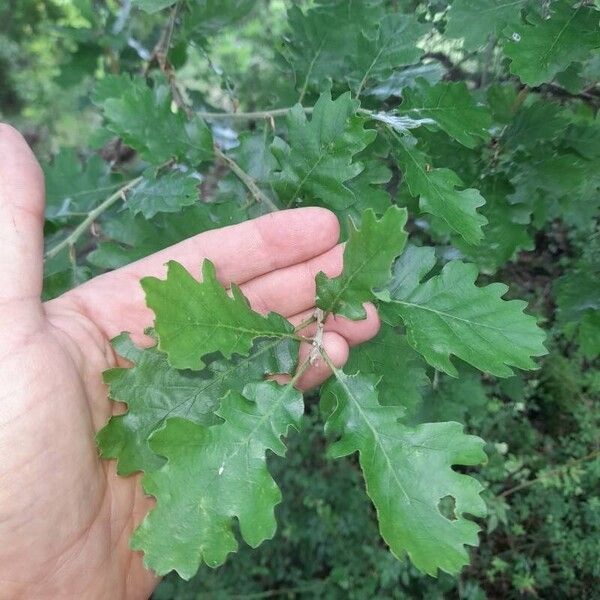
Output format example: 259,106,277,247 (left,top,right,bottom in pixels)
5,0,599,591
